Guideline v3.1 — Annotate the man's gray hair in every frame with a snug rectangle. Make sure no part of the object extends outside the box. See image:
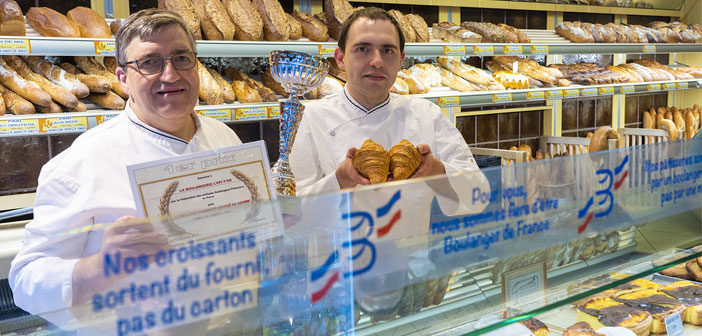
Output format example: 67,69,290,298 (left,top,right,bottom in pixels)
115,8,197,68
